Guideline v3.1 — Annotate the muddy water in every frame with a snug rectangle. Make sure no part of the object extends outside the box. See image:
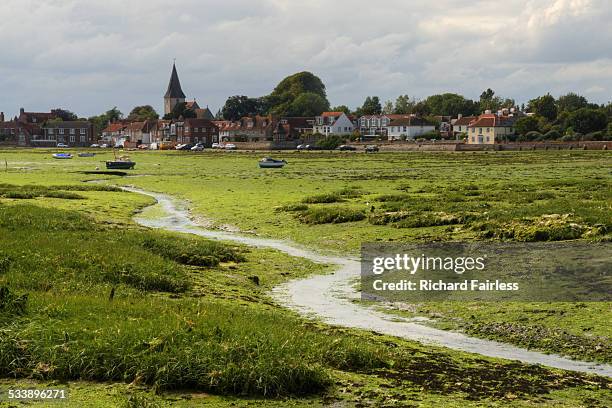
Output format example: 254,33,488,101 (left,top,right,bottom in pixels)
126,187,612,378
